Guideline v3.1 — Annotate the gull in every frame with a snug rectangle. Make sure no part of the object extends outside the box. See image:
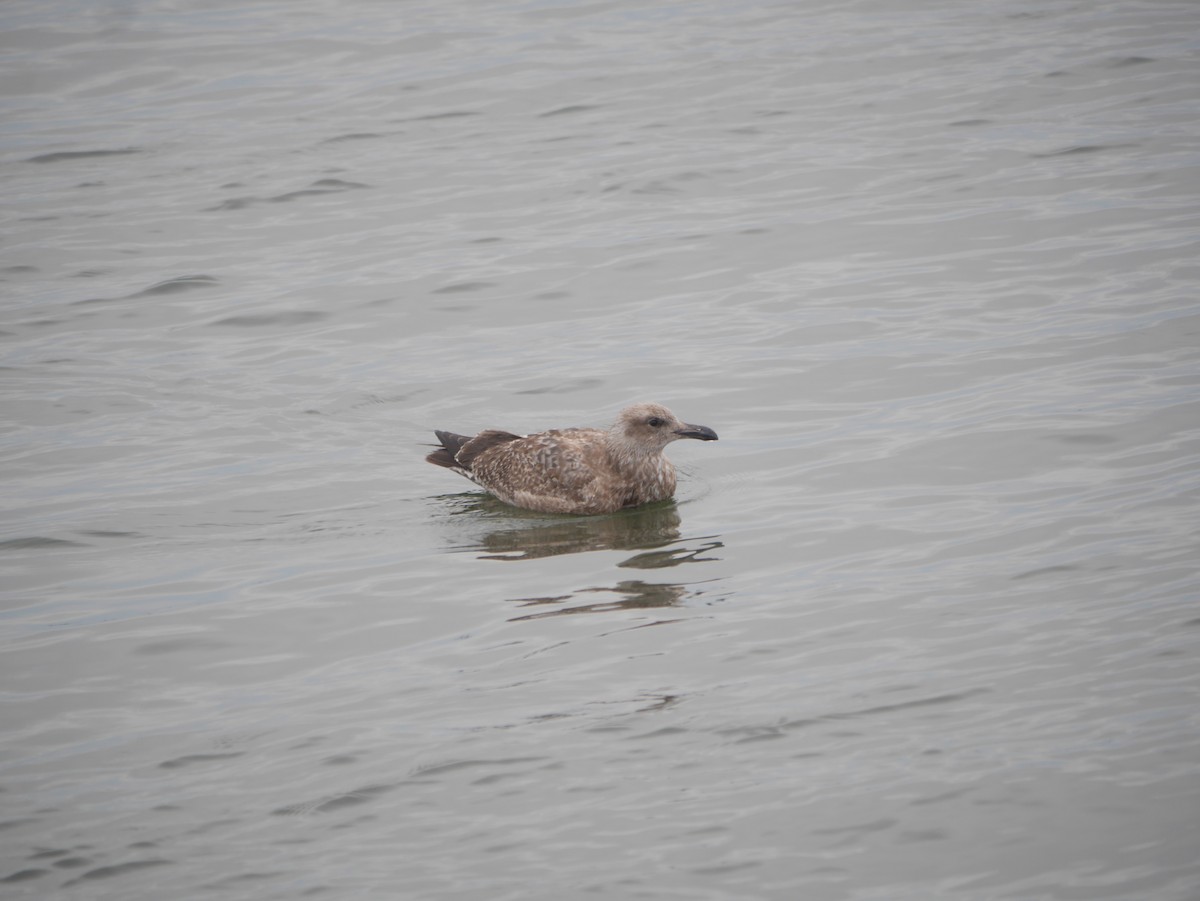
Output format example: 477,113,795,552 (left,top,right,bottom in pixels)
426,402,718,514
